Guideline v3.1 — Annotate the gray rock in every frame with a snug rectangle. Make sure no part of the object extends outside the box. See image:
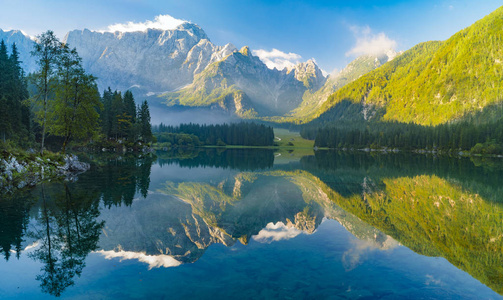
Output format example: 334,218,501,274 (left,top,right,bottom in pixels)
62,154,90,173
